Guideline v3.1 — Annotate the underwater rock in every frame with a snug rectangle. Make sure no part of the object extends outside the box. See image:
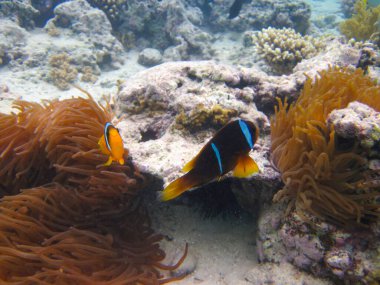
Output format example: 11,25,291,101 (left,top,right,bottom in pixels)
244,262,334,285
207,0,311,34
138,48,163,67
292,38,361,78
328,102,380,150
115,0,214,61
164,0,214,60
0,19,28,66
45,0,124,70
257,204,380,283
0,0,38,28
341,0,356,18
